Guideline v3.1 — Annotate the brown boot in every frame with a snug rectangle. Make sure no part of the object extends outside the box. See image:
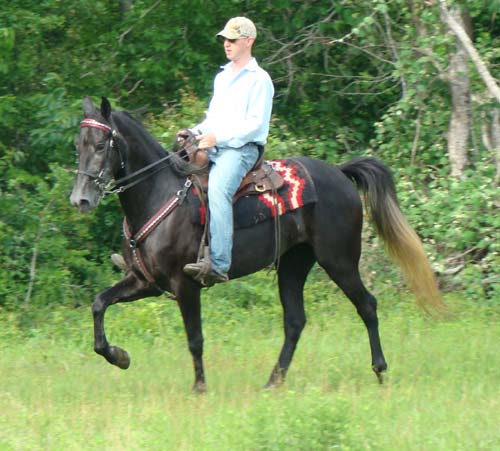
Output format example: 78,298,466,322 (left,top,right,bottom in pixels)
183,261,228,287
111,253,128,272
